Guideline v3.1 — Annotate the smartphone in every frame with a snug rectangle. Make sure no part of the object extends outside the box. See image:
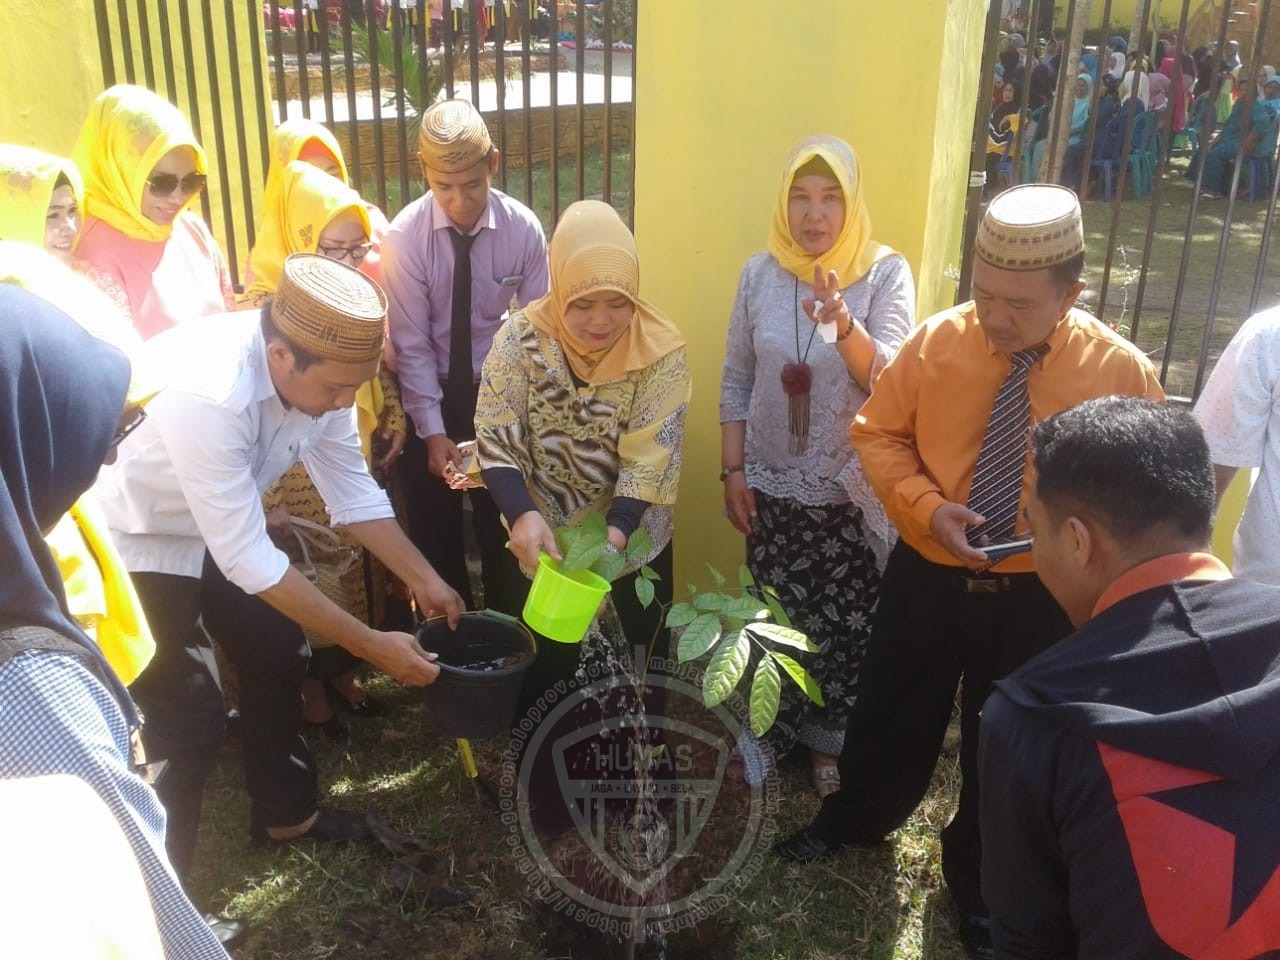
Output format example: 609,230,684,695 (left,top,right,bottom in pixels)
982,536,1034,561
